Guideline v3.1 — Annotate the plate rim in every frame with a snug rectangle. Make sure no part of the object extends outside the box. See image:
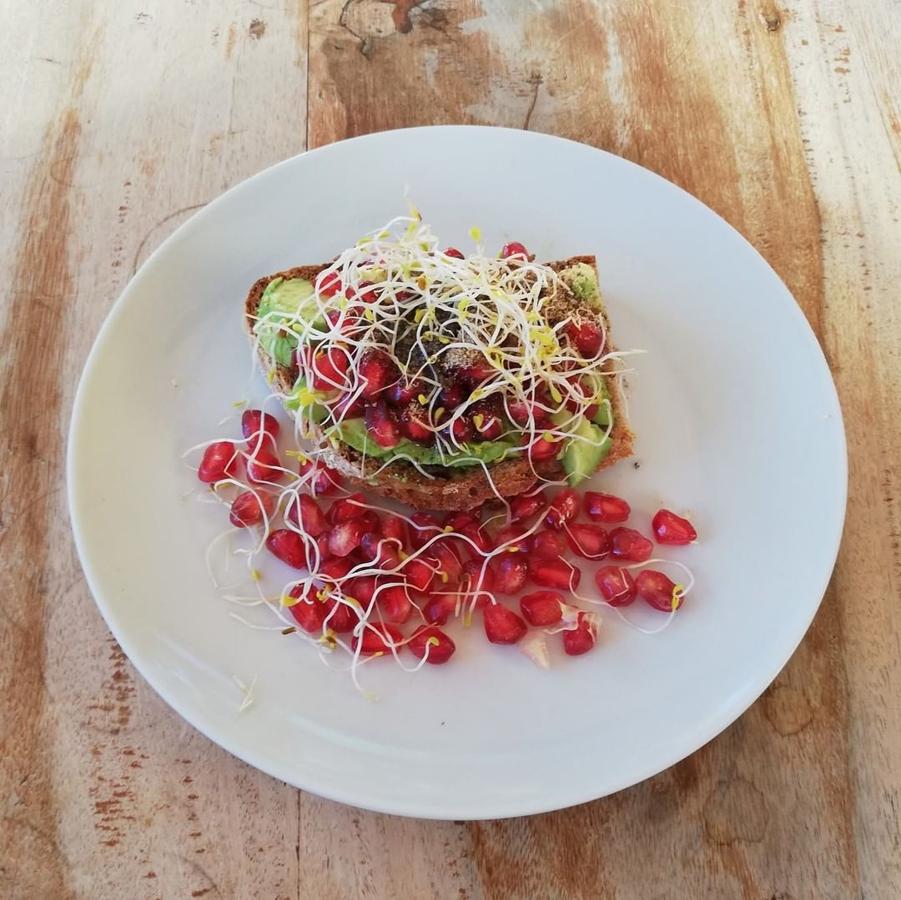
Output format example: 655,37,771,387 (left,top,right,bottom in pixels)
67,125,848,819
